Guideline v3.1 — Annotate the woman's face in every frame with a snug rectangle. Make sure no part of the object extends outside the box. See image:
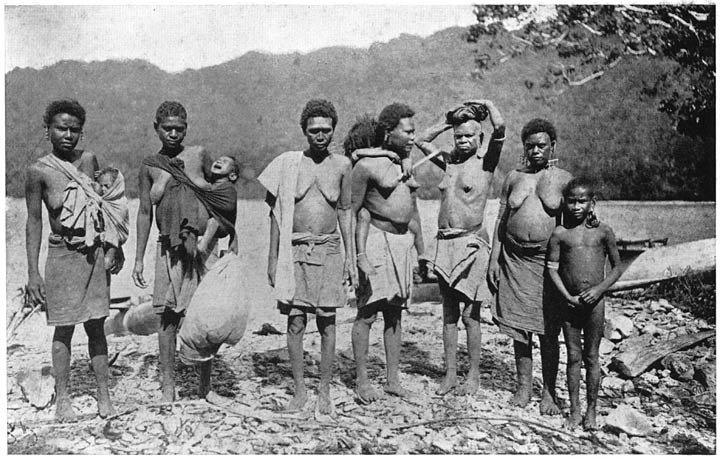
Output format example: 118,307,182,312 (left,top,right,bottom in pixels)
523,132,554,169
48,113,82,155
386,117,415,156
